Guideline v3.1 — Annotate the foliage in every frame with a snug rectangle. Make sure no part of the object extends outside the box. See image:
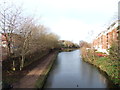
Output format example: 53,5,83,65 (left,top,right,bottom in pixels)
59,40,79,48
1,2,60,71
79,40,91,48
96,57,119,85
80,41,120,86
108,42,120,61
